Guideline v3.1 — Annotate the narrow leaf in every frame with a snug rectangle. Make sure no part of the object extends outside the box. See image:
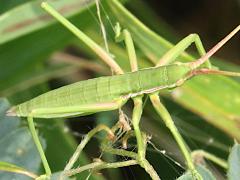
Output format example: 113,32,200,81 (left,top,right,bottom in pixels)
0,0,95,44
177,165,216,180
0,161,37,179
